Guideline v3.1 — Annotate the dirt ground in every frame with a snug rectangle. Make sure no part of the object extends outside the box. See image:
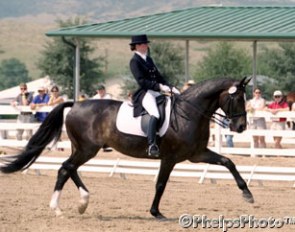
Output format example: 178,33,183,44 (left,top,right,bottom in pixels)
1,147,295,232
